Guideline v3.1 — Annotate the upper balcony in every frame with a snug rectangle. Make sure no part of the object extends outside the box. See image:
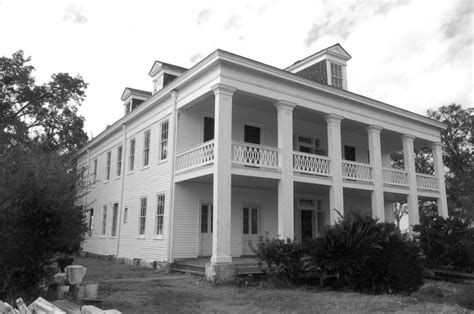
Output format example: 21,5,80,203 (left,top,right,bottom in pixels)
173,89,441,194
